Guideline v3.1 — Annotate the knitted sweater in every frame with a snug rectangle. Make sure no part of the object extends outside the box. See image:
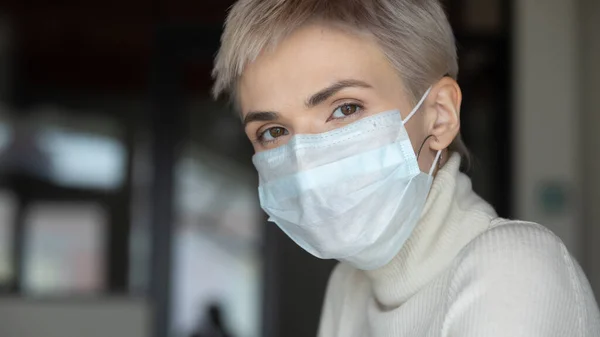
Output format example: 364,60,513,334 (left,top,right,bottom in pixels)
317,153,600,337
